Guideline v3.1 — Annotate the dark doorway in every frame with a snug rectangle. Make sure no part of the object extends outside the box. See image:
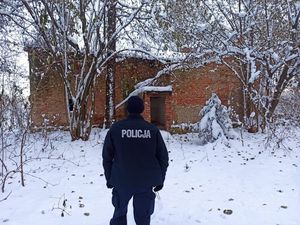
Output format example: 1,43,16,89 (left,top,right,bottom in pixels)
150,96,166,128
